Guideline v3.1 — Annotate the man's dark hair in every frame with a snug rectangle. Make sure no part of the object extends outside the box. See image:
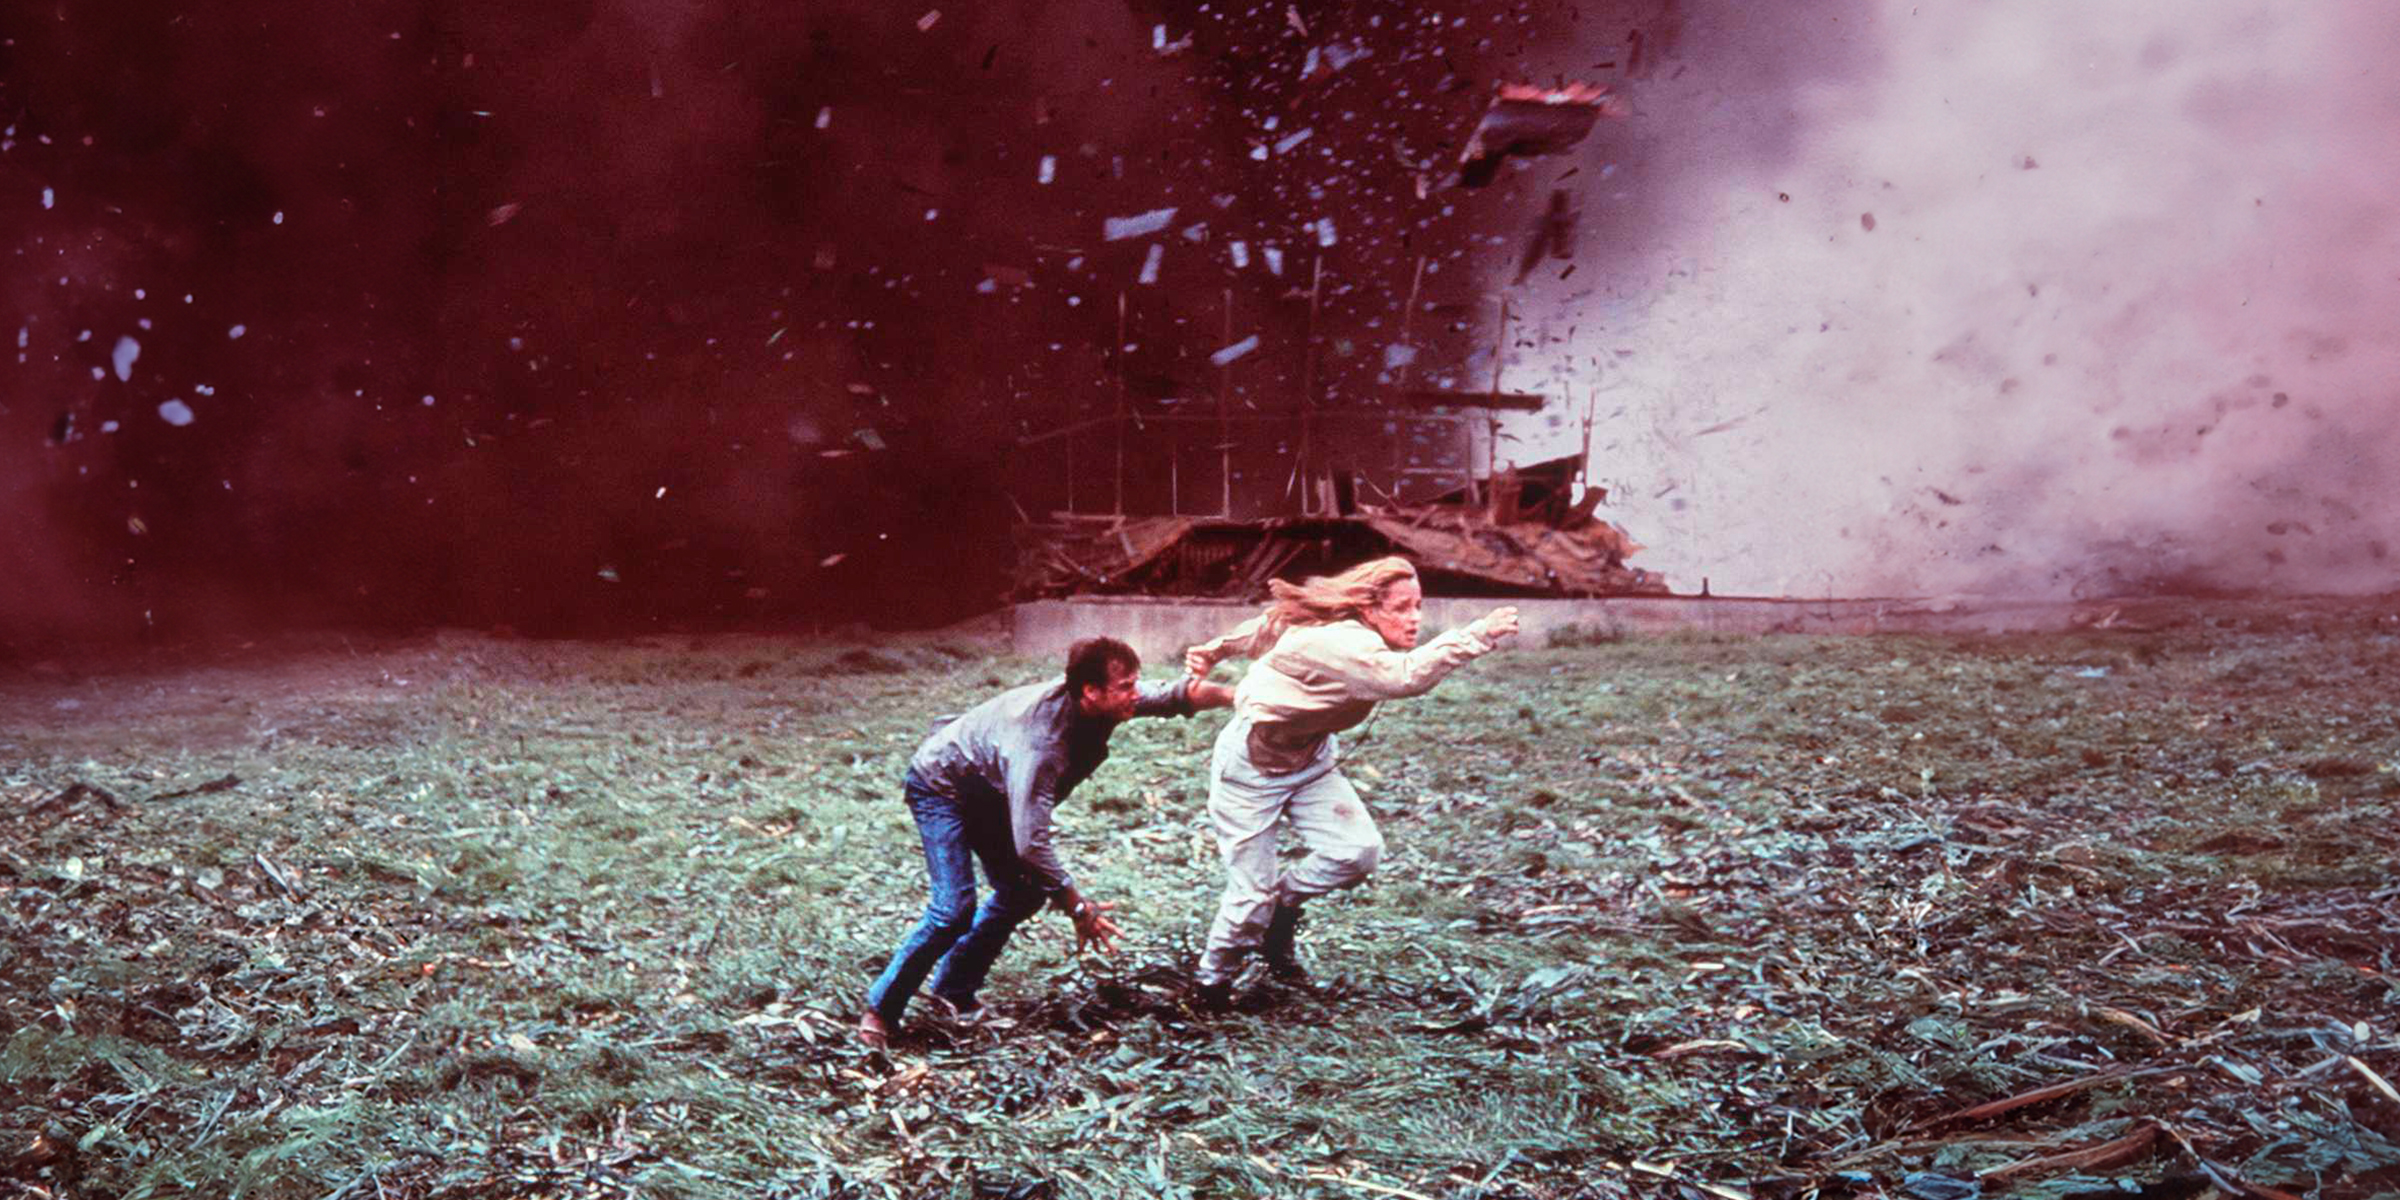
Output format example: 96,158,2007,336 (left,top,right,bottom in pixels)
1064,637,1140,695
